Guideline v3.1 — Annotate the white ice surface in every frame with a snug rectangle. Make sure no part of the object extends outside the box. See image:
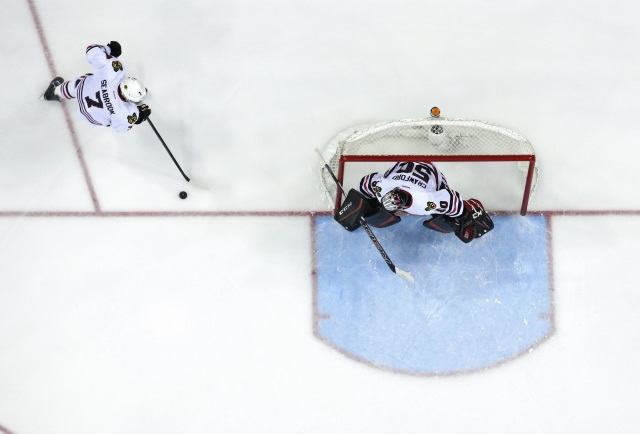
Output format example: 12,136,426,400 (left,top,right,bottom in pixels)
1,0,640,433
